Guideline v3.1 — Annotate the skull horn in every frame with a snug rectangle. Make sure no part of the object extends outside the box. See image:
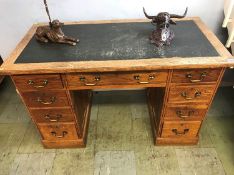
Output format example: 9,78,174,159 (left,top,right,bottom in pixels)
170,7,188,18
143,7,156,19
